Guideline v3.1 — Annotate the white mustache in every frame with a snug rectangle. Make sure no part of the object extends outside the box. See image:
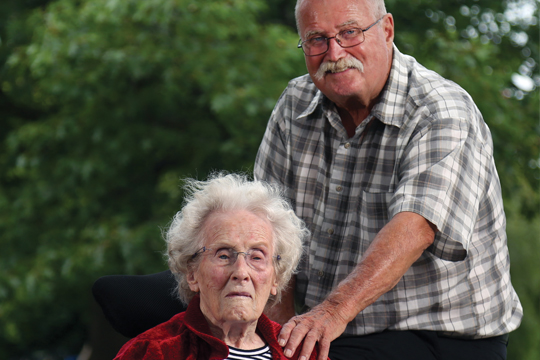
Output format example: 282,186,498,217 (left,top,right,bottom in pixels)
314,57,364,81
